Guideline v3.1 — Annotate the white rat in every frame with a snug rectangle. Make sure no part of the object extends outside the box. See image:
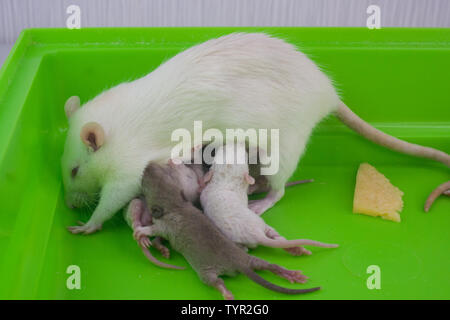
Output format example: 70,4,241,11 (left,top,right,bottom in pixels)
61,32,450,234
200,144,338,255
